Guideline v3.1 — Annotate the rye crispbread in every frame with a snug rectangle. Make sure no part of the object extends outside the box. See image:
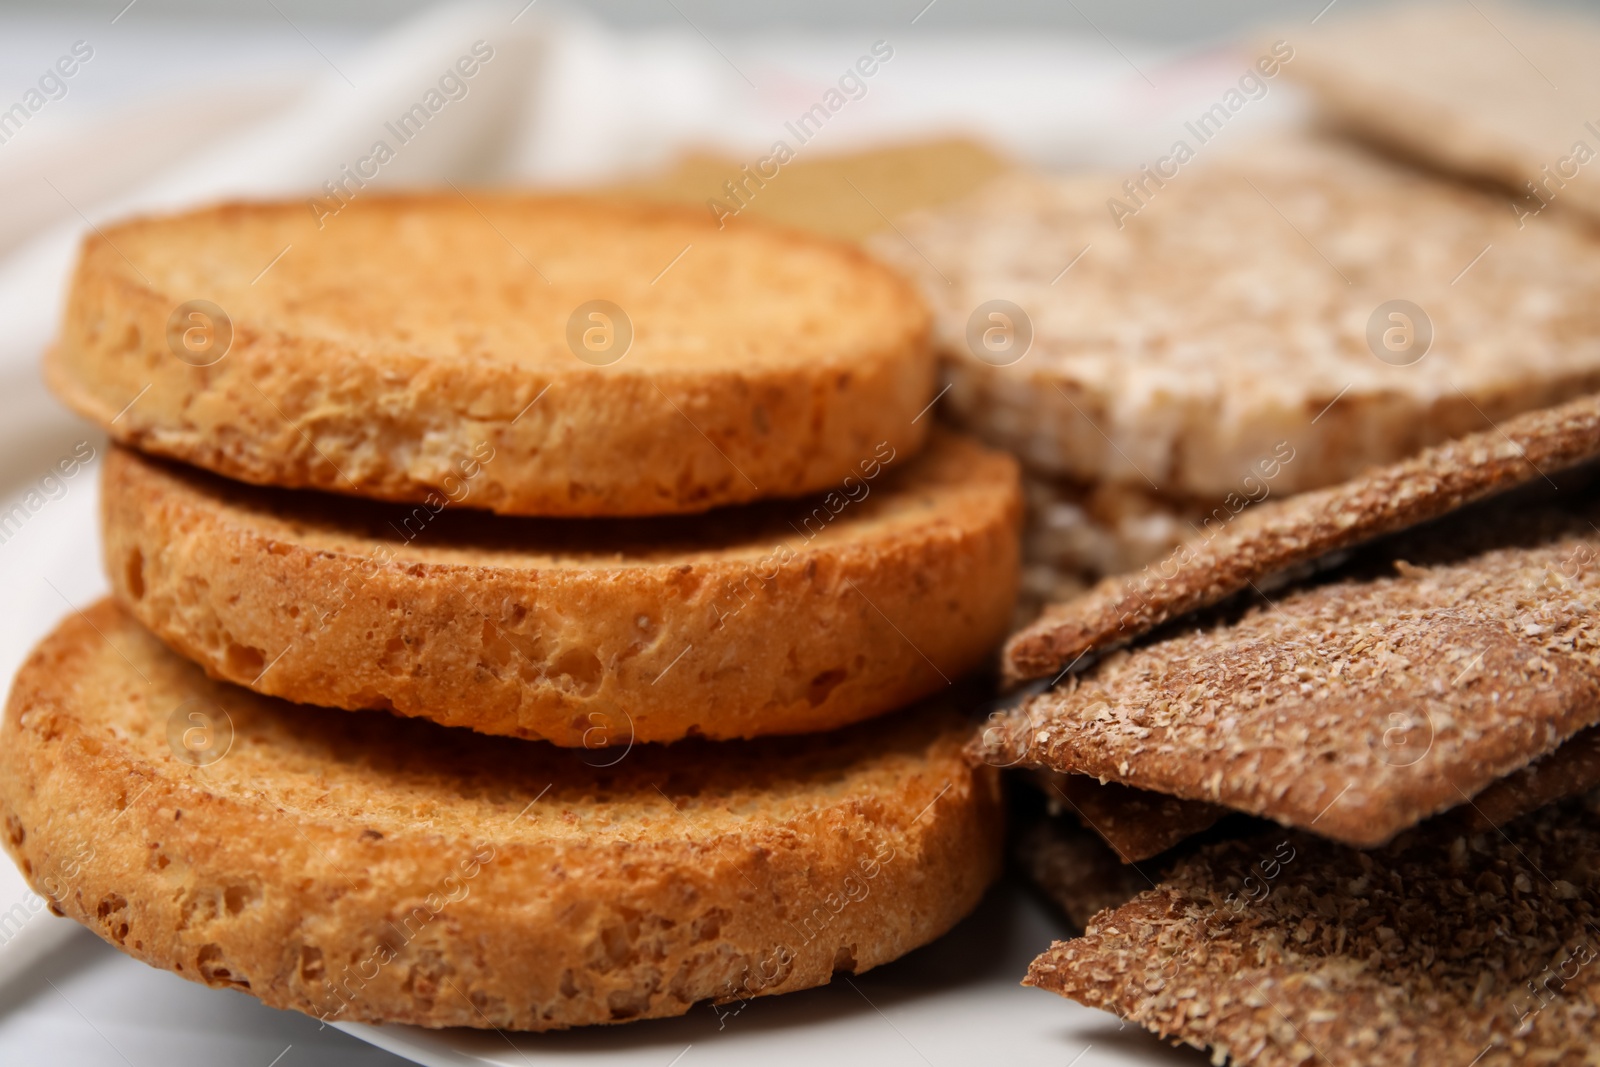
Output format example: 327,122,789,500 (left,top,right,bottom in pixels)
1289,3,1600,223
875,133,1600,500
102,433,1021,745
1015,817,1158,931
0,600,1002,1030
983,491,1600,848
1006,392,1600,682
1457,724,1600,834
1019,474,1199,610
1027,794,1600,1067
48,195,933,517
1016,724,1600,879
1028,770,1226,864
